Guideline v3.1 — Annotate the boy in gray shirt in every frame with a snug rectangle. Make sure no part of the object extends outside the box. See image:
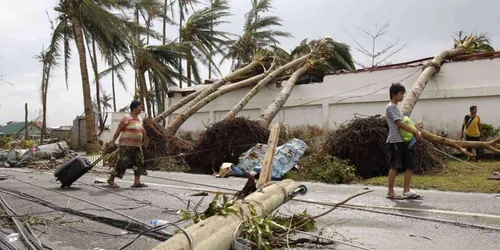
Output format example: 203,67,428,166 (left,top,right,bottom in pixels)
386,83,422,199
